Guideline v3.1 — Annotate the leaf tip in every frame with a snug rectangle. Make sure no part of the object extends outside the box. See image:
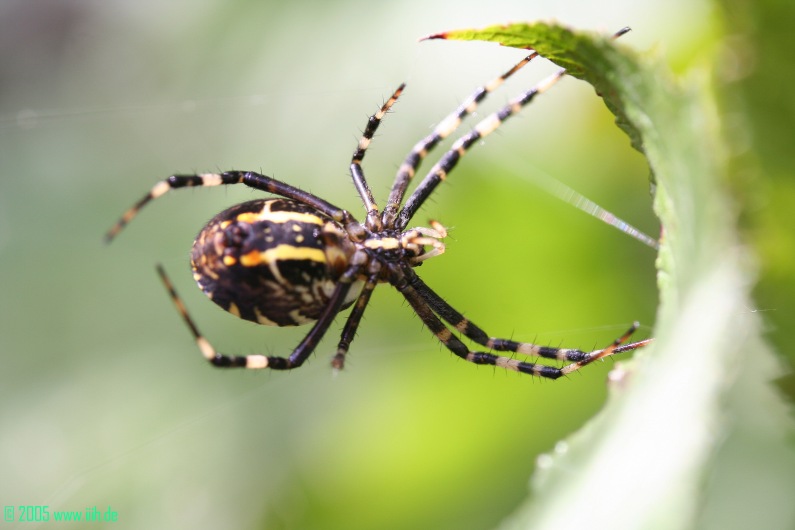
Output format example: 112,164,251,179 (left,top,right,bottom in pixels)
419,31,448,42
614,26,632,38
